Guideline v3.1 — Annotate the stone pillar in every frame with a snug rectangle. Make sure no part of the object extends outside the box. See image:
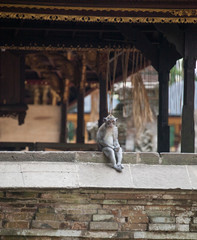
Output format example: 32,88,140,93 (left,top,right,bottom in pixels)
181,30,196,153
